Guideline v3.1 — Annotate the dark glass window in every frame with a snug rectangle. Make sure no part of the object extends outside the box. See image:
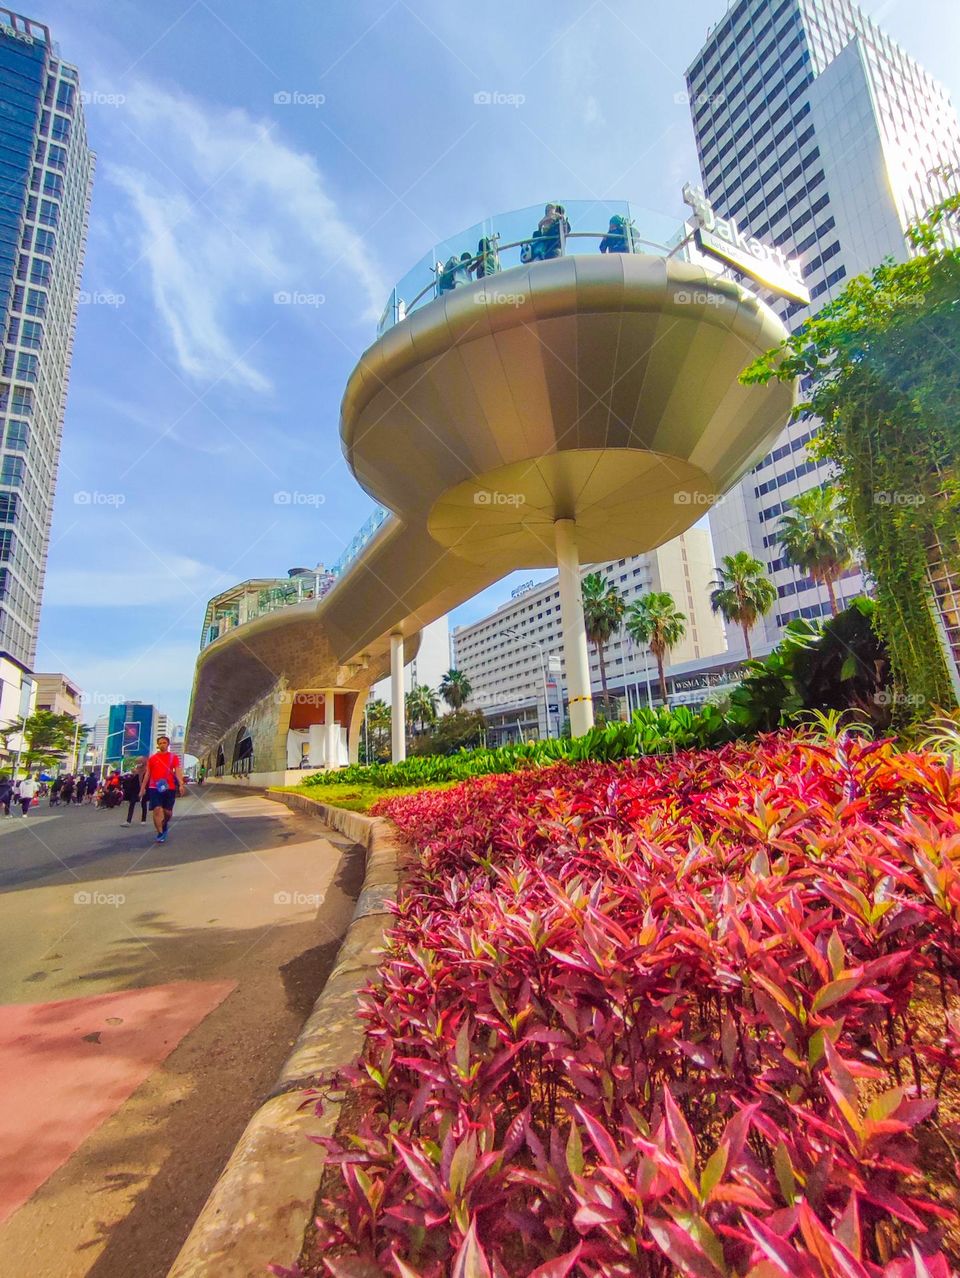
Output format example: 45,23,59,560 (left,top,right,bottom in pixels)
5,420,27,450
